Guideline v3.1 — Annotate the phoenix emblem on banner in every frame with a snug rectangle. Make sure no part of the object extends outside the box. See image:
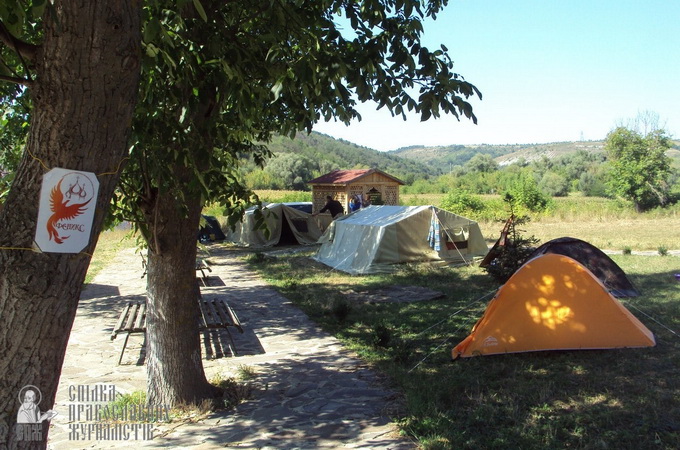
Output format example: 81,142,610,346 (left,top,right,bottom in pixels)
46,177,92,244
